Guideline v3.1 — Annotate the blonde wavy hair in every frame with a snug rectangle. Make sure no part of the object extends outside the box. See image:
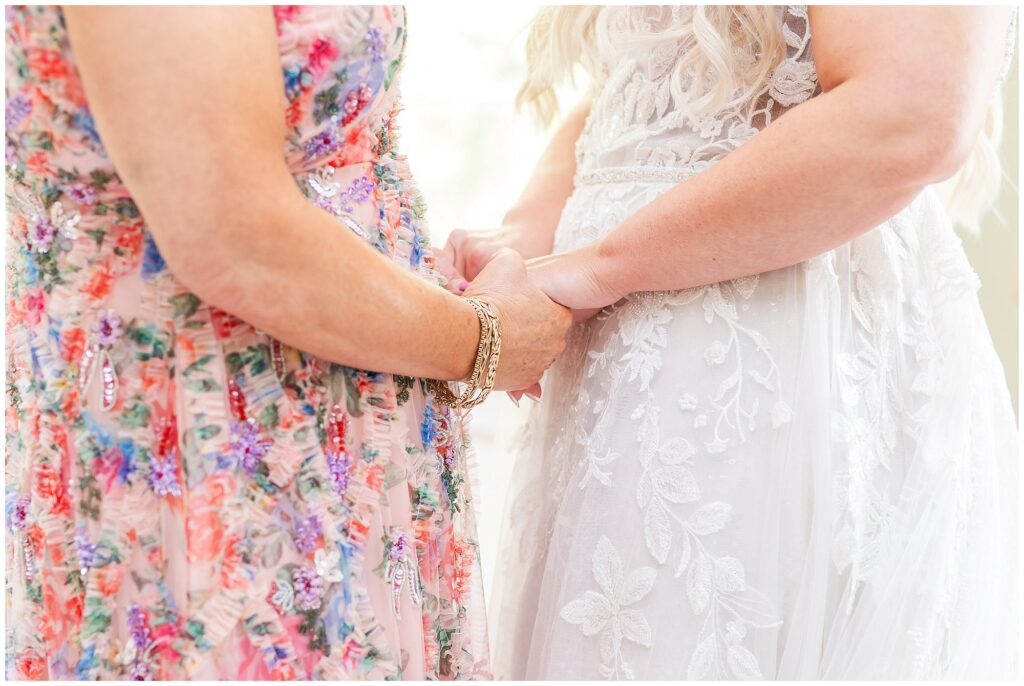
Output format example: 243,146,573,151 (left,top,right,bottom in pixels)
519,6,1007,231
